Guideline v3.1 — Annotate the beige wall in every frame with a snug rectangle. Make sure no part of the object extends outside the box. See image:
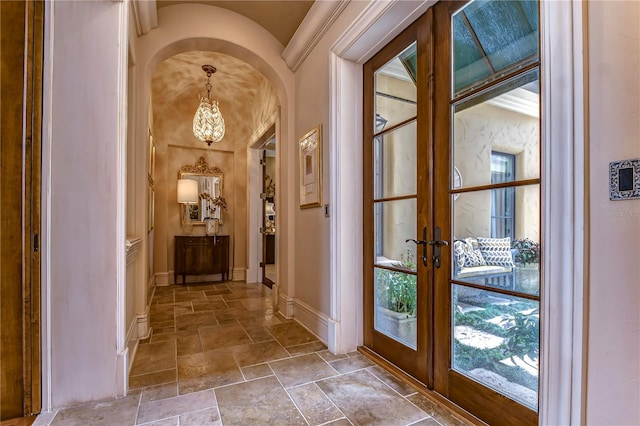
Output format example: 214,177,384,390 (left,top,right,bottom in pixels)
586,1,640,424
292,1,369,316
